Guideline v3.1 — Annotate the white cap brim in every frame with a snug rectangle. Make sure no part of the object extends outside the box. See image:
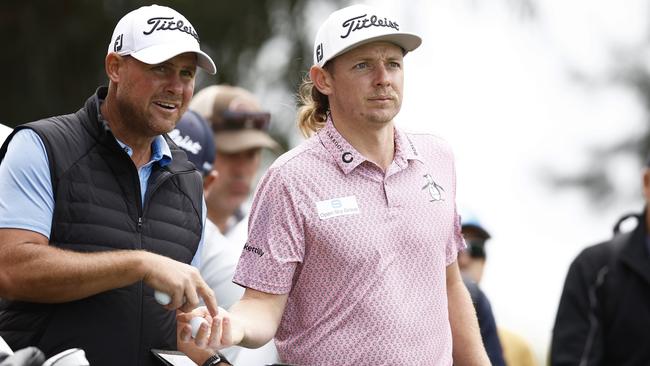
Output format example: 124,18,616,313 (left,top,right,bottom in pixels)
319,32,421,67
130,42,217,75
